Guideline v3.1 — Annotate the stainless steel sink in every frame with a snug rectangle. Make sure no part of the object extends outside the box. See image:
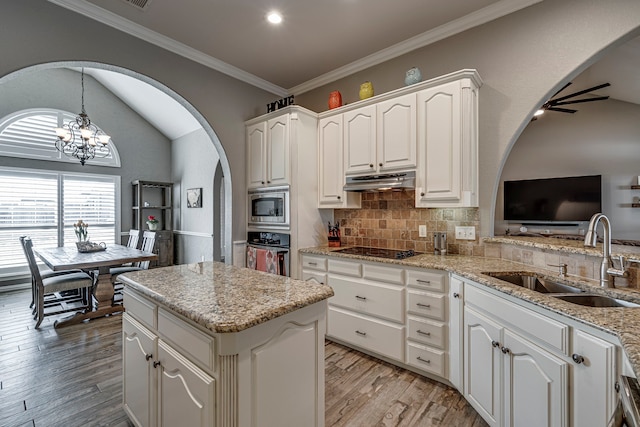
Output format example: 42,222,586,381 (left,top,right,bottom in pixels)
551,294,640,308
483,272,584,294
